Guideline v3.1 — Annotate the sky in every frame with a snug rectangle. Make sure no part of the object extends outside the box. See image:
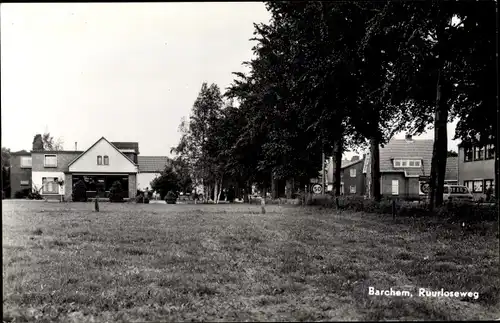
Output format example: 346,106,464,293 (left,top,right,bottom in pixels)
1,3,459,159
